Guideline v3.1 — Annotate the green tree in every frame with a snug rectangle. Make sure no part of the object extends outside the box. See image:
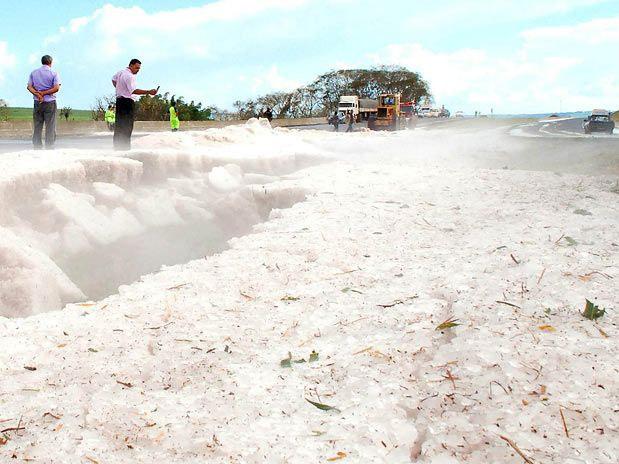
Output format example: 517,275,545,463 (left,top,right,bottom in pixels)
233,66,431,119
60,106,72,122
0,100,9,122
91,95,116,121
